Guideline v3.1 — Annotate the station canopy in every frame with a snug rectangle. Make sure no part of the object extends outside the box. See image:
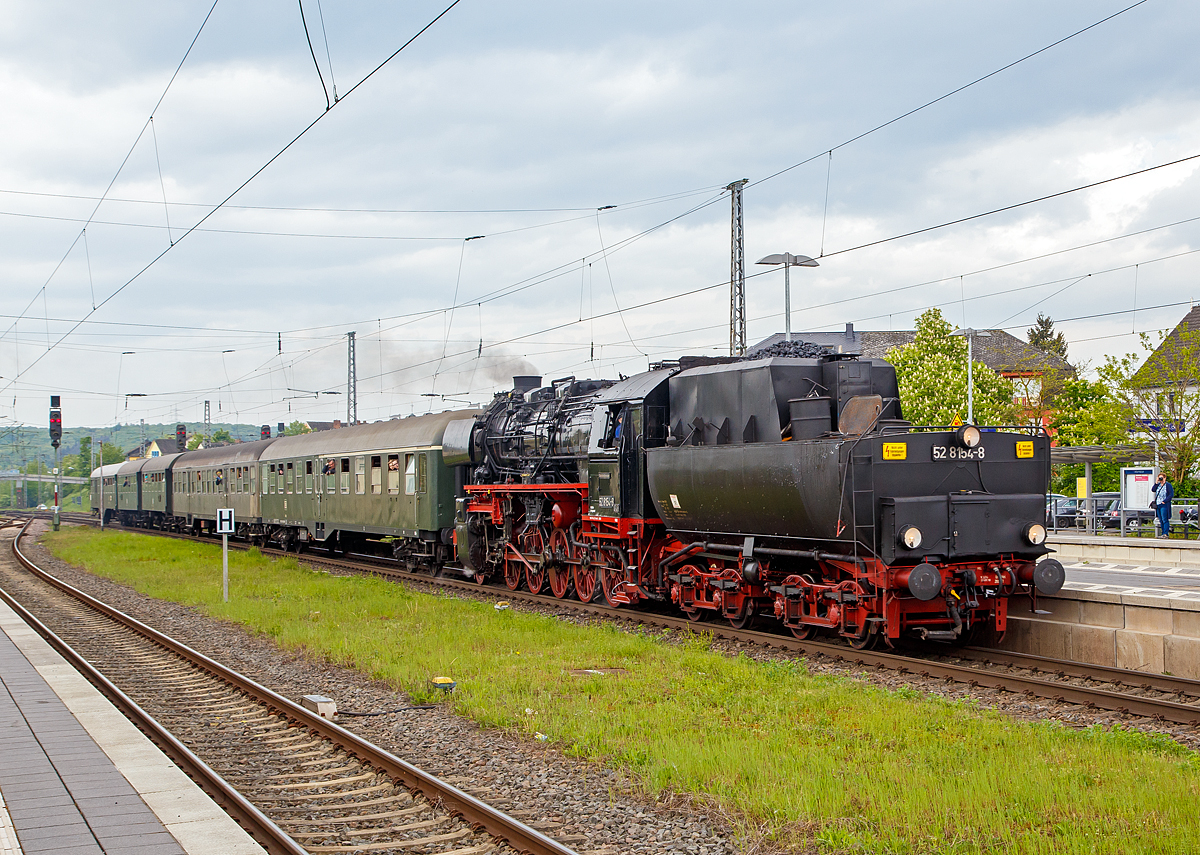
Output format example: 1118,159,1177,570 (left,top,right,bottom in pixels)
1049,444,1152,465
